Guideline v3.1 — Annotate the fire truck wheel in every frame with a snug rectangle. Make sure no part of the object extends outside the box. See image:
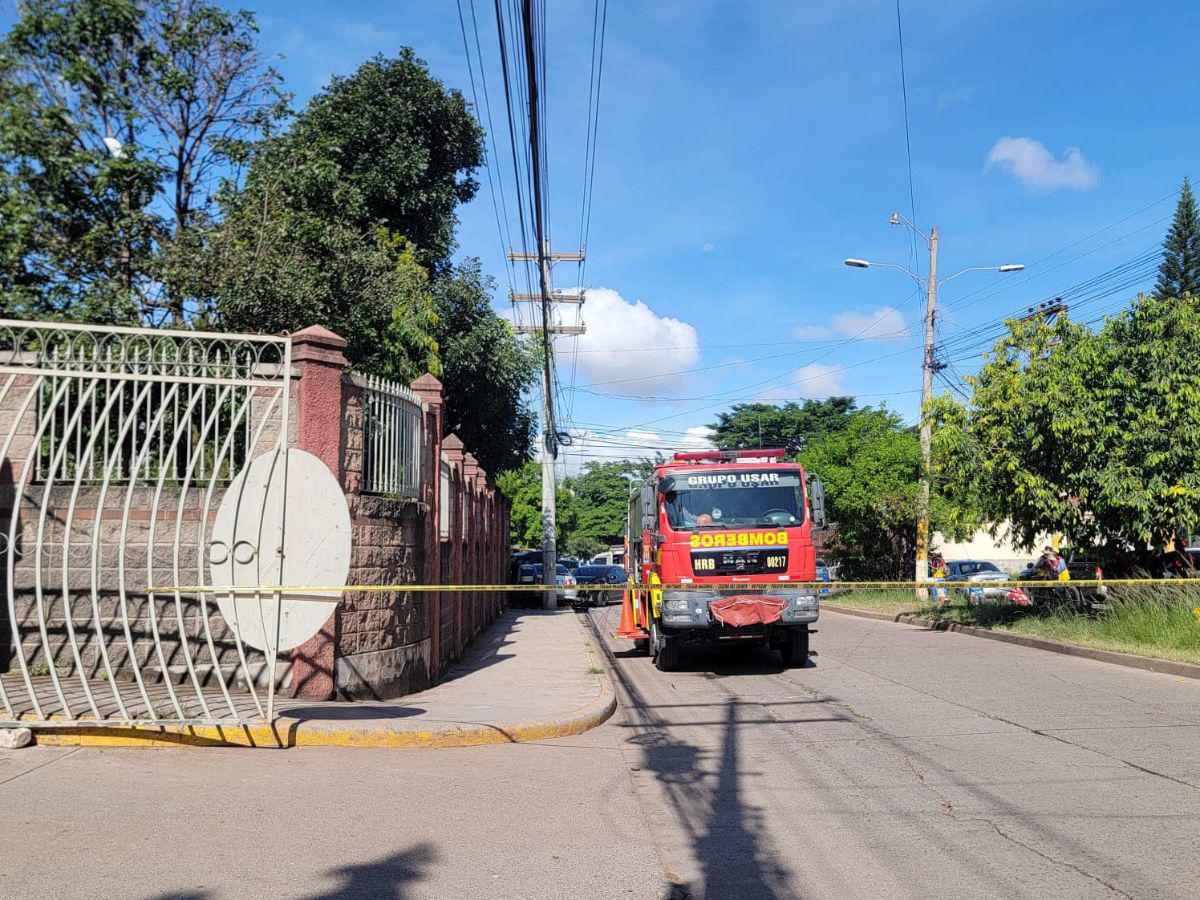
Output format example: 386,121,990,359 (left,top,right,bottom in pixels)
784,629,810,668
633,638,651,656
652,621,680,671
